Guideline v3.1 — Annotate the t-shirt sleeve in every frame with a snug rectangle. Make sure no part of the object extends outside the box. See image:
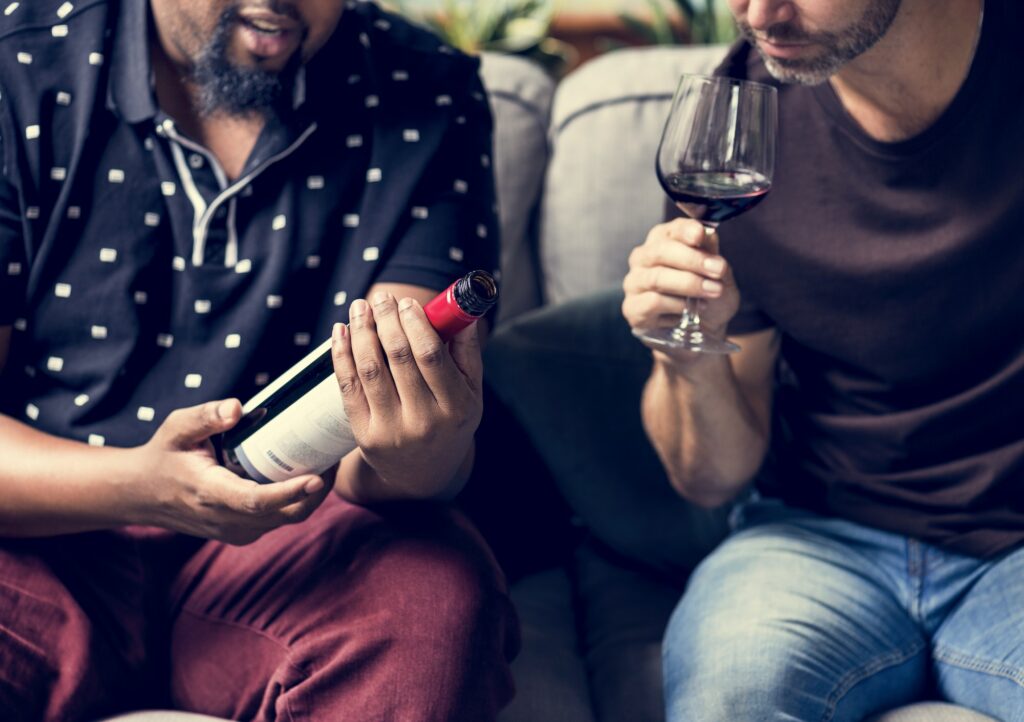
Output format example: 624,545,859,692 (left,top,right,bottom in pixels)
661,196,774,336
373,65,500,294
0,129,26,327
